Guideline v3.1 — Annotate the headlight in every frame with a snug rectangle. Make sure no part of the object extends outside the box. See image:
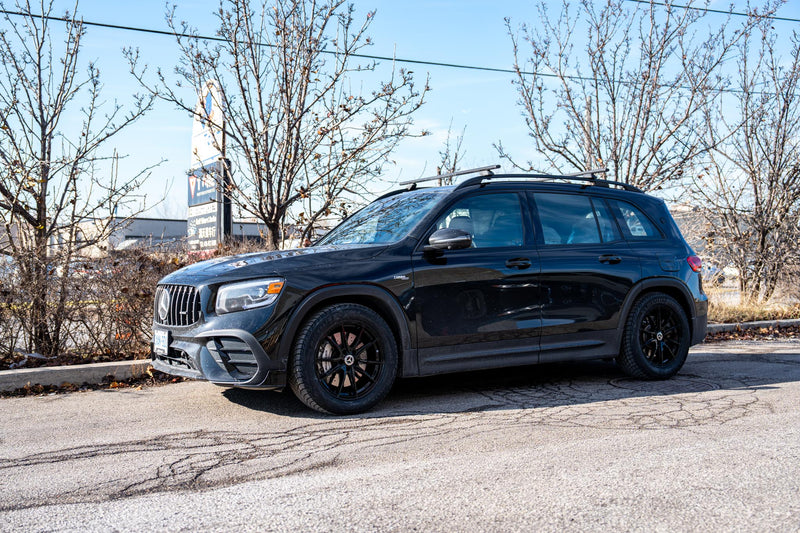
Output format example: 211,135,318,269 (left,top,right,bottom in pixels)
215,278,285,315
